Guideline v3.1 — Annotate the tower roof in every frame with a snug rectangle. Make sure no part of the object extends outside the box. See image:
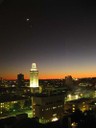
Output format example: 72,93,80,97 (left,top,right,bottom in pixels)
32,63,36,69
30,63,38,71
